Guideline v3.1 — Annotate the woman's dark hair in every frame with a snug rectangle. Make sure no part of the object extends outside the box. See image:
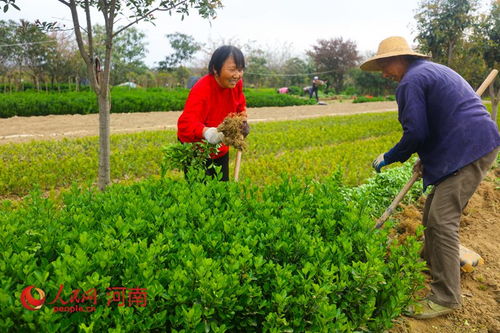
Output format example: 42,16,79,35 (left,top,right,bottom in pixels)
208,45,245,75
